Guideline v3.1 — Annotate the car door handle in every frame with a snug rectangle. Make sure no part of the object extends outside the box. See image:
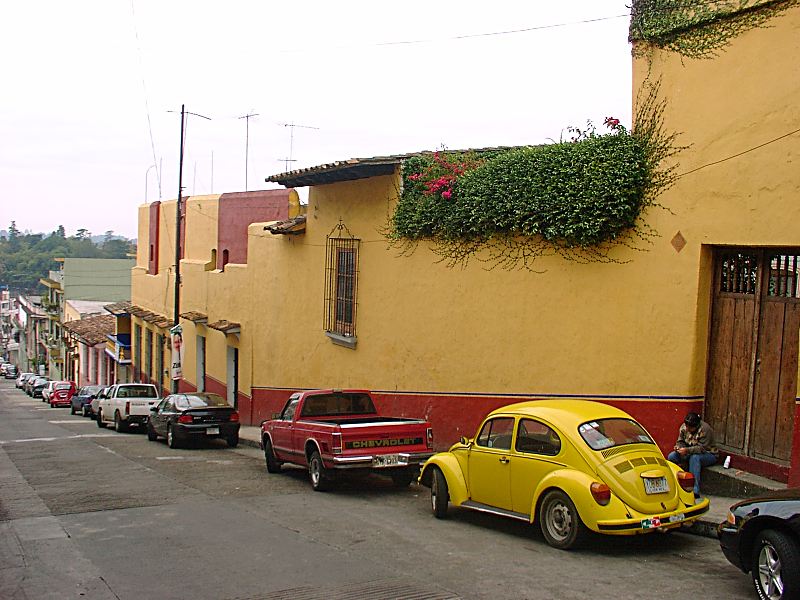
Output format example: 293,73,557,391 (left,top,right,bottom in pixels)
499,456,509,464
